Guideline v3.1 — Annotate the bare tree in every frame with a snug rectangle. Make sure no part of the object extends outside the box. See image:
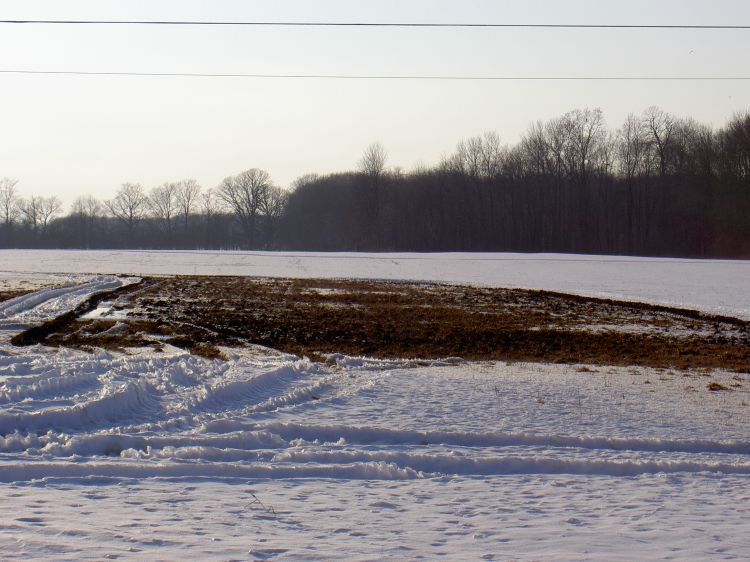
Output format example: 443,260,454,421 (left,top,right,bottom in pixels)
546,116,574,178
358,143,388,248
71,194,103,218
105,183,148,243
480,132,505,179
38,196,62,232
290,173,320,191
175,179,201,235
19,195,59,235
201,187,220,217
643,106,676,177
218,168,272,249
199,187,222,248
519,121,552,176
0,178,19,228
359,142,387,179
617,114,649,183
70,195,103,248
567,108,607,183
258,185,288,248
458,137,483,178
19,196,42,233
717,111,750,181
149,182,178,240
446,132,505,180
